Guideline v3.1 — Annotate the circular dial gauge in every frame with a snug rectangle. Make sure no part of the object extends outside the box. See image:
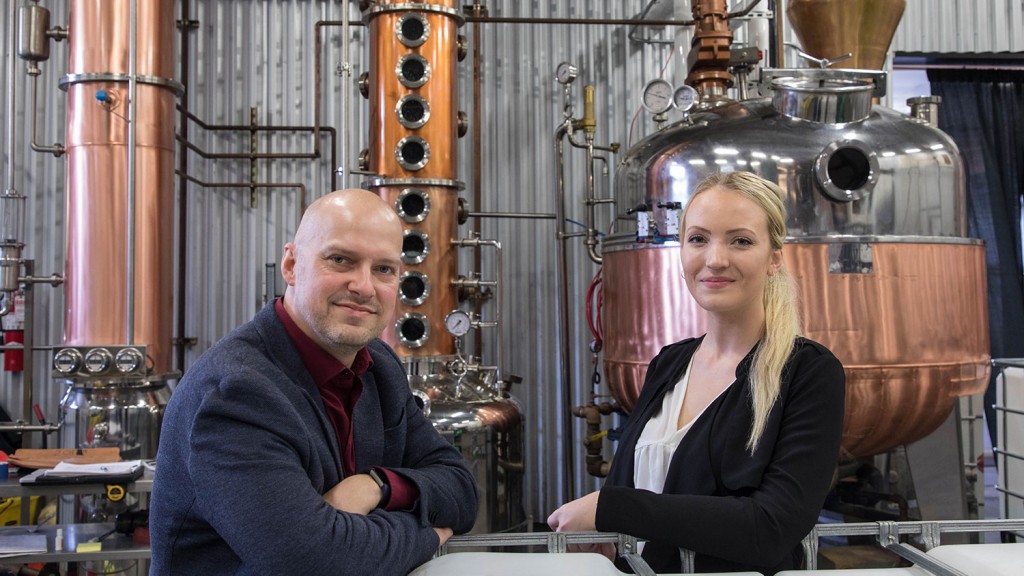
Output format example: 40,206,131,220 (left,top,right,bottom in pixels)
444,310,472,337
555,62,578,85
641,79,674,114
673,85,699,112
